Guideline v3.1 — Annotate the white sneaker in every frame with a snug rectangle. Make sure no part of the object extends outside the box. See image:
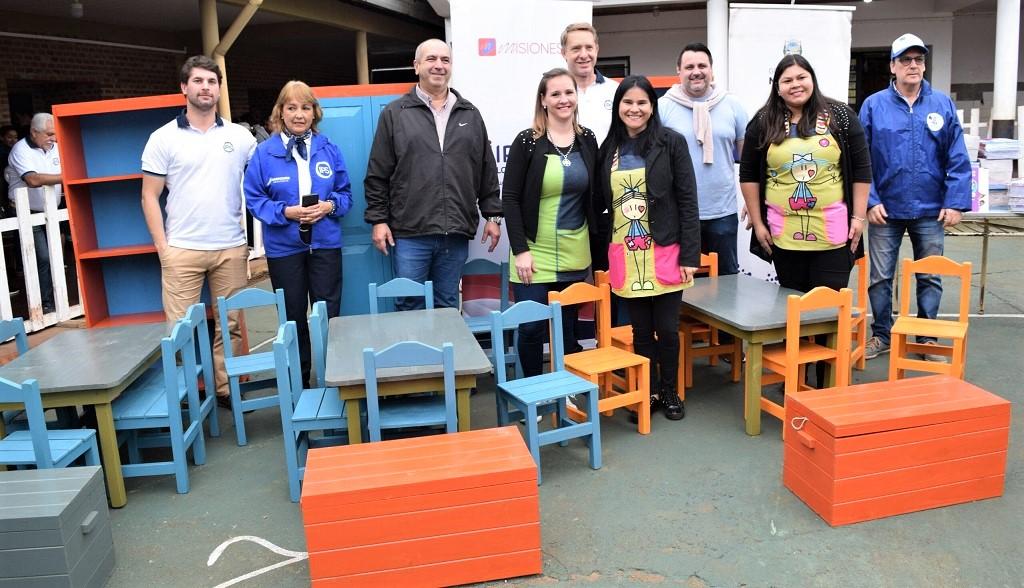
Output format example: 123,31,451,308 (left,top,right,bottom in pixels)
918,341,947,363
